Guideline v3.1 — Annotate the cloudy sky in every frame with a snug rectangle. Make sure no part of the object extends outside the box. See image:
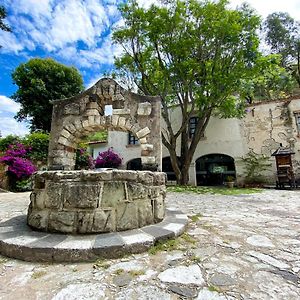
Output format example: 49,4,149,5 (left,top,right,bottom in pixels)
0,0,300,136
